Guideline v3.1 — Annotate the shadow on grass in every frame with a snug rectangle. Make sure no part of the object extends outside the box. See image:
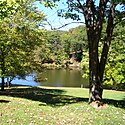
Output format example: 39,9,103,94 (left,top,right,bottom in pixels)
0,86,124,109
0,86,87,106
103,98,125,109
0,100,10,103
